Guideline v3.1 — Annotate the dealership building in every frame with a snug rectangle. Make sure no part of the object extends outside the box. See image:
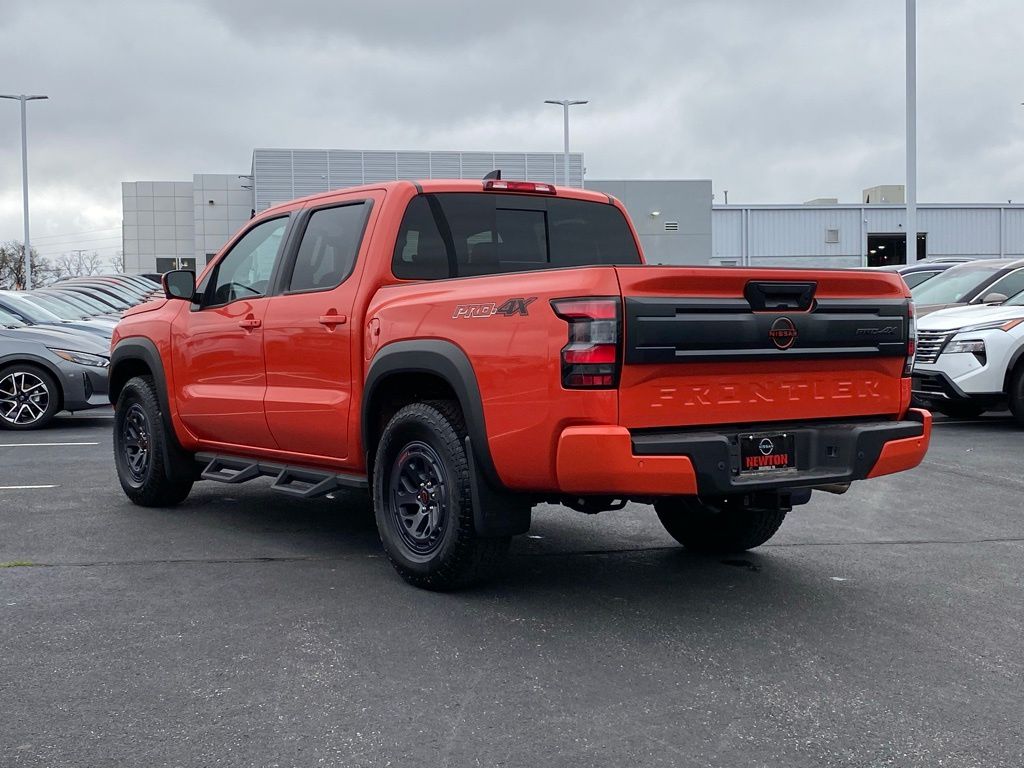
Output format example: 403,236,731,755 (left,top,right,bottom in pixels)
121,148,1024,274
